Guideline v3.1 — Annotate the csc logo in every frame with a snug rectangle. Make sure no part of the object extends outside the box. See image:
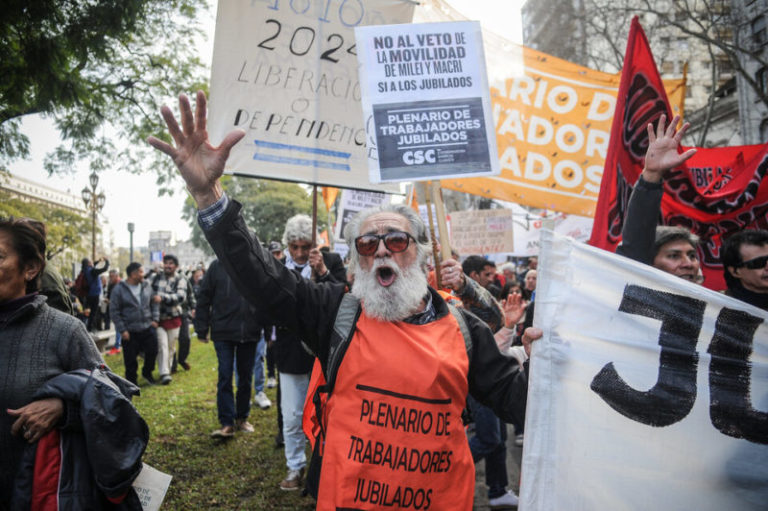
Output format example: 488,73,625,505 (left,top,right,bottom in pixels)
403,149,436,165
